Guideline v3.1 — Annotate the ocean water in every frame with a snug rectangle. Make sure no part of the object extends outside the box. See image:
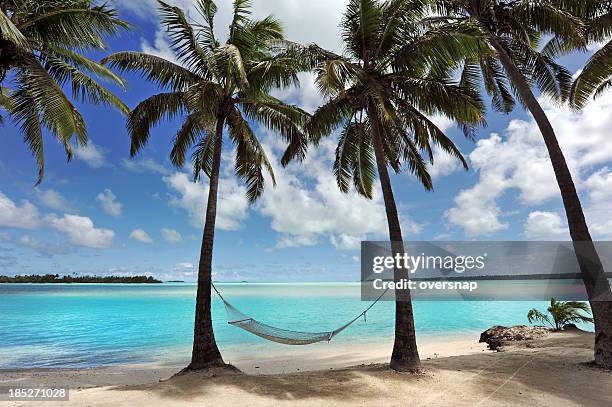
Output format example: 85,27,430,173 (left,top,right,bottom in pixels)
0,283,593,369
